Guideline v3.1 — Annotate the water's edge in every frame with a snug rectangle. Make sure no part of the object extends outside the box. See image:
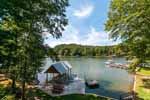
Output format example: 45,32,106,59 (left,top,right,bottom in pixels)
38,57,134,99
